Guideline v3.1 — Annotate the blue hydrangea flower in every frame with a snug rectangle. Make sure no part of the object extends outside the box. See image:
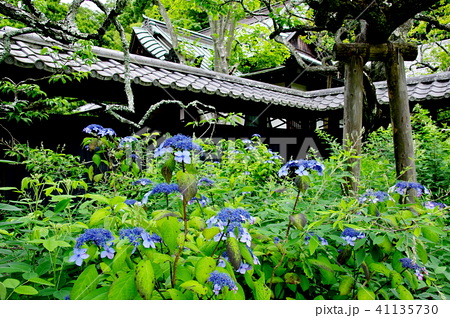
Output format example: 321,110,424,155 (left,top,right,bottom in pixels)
119,227,162,253
174,150,191,164
400,258,428,281
304,232,328,246
154,134,202,159
132,178,153,186
242,139,252,144
124,199,141,206
278,159,325,178
424,201,447,210
119,136,138,148
341,228,365,246
82,124,104,134
198,177,214,186
69,248,89,266
358,189,392,204
218,251,254,274
252,134,261,138
188,195,209,207
389,181,430,197
141,183,180,204
97,128,116,137
206,208,255,247
71,228,115,265
207,271,238,295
